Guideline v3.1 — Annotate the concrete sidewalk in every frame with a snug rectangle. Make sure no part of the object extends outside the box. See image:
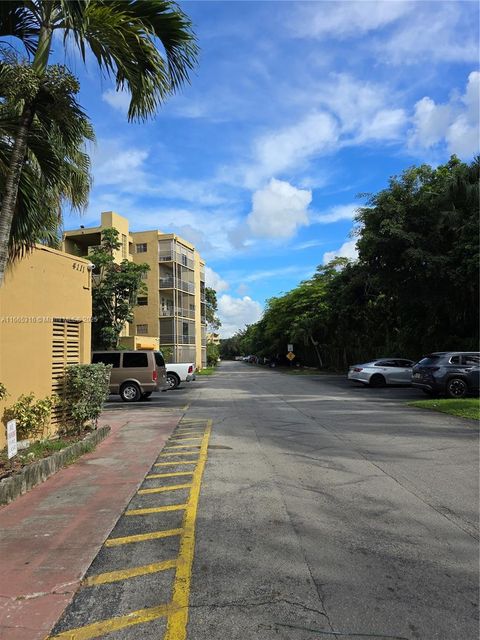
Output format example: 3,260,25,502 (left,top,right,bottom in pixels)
0,407,182,640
